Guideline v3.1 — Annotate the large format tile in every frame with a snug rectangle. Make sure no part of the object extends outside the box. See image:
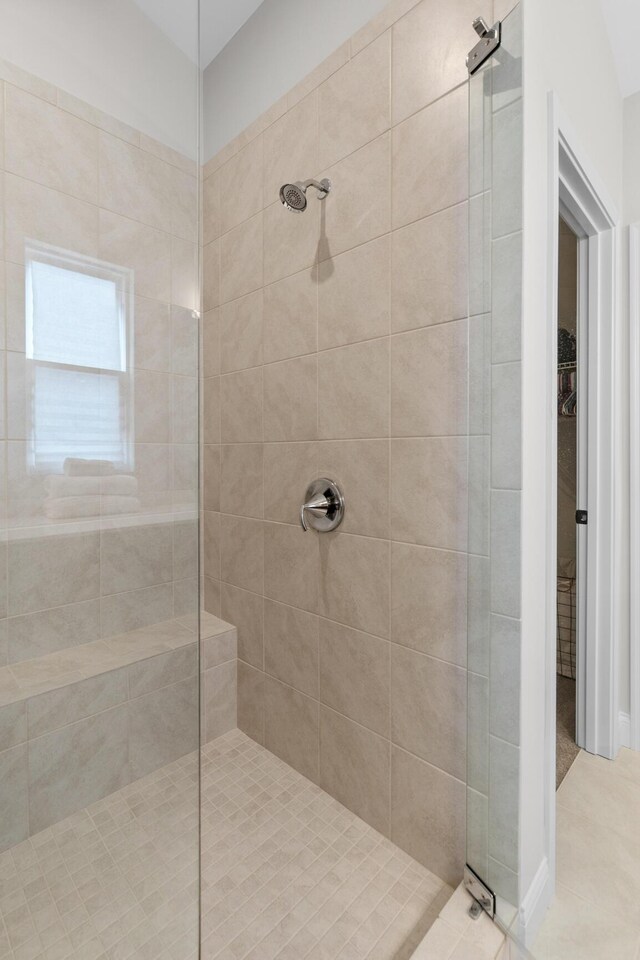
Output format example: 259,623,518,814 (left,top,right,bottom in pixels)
221,583,264,669
220,515,264,594
129,677,198,779
263,355,318,441
533,884,640,960
263,92,319,203
391,646,466,780
100,523,173,596
219,135,264,235
0,744,28,852
391,321,468,437
6,173,99,266
6,600,100,664
392,87,468,229
263,441,317,525
391,438,468,550
320,134,391,259
220,443,263,519
220,213,263,303
320,705,390,834
318,338,389,440
263,268,317,364
391,203,468,333
264,599,319,698
99,131,171,231
392,0,483,123
28,705,129,833
237,661,265,744
319,619,390,736
127,644,197,698
100,583,173,638
264,197,320,286
8,532,99,616
28,669,129,738
318,32,391,170
391,746,465,886
264,521,320,614
5,85,98,203
203,660,237,742
318,532,390,637
220,367,263,443
99,209,170,301
391,543,467,667
264,676,319,782
220,290,264,373
317,235,390,350
316,439,390,539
